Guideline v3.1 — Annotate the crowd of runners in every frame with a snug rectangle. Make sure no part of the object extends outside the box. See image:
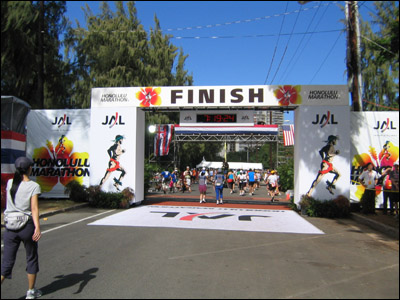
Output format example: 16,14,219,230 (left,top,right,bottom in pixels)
149,167,281,203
